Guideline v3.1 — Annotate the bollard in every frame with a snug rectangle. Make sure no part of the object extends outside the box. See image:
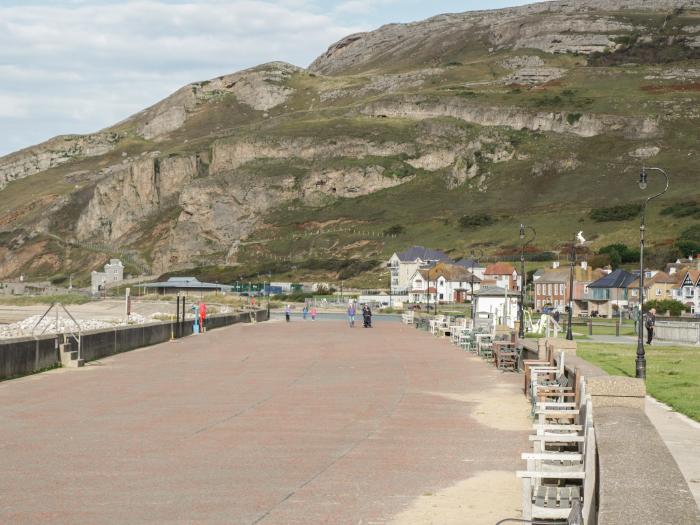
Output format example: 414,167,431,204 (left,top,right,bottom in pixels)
615,320,620,337
588,320,593,336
